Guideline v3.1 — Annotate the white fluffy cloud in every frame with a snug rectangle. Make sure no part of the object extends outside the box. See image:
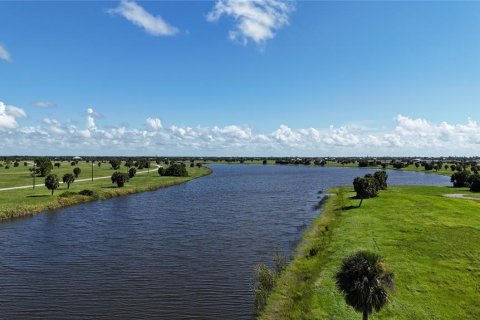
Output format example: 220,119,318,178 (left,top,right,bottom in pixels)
32,101,56,108
0,45,11,62
207,0,294,45
0,101,27,130
1,102,480,156
146,117,162,130
108,0,178,36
